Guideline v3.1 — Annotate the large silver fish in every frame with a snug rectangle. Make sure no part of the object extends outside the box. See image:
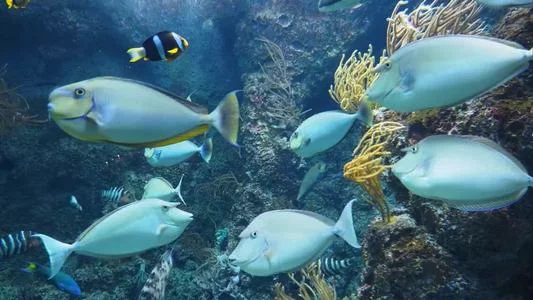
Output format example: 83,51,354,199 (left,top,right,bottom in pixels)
145,138,213,167
476,0,533,7
297,162,327,201
318,0,362,12
48,77,240,147
33,199,193,278
228,200,359,276
365,35,533,112
290,104,371,158
142,176,185,204
392,135,533,211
